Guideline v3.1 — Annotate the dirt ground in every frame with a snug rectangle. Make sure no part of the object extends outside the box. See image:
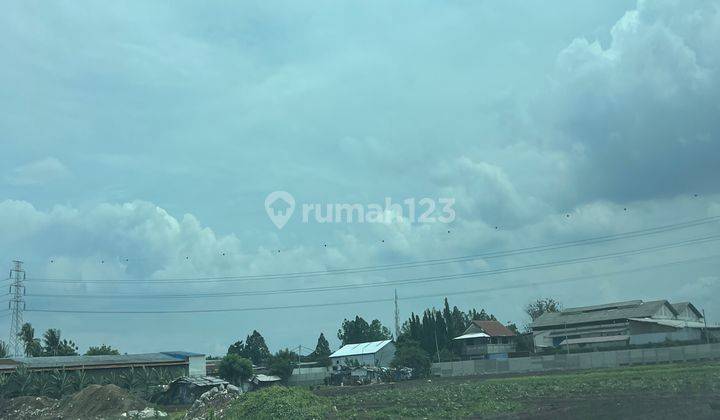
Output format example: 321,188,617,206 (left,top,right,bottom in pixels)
489,394,720,419
0,384,149,420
